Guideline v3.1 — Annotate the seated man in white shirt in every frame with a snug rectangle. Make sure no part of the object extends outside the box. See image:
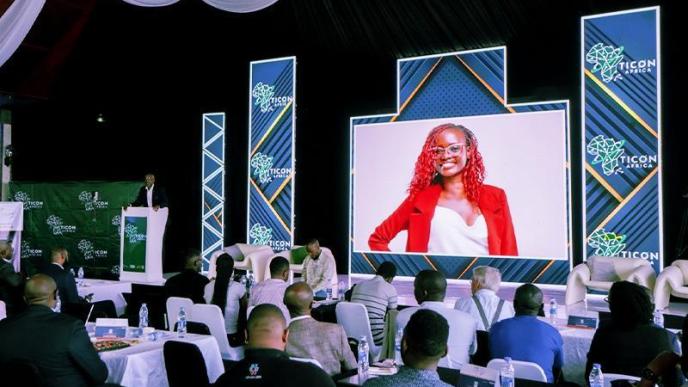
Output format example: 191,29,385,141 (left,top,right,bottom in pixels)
396,270,476,369
350,261,398,346
454,266,514,331
250,256,290,321
301,239,336,299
